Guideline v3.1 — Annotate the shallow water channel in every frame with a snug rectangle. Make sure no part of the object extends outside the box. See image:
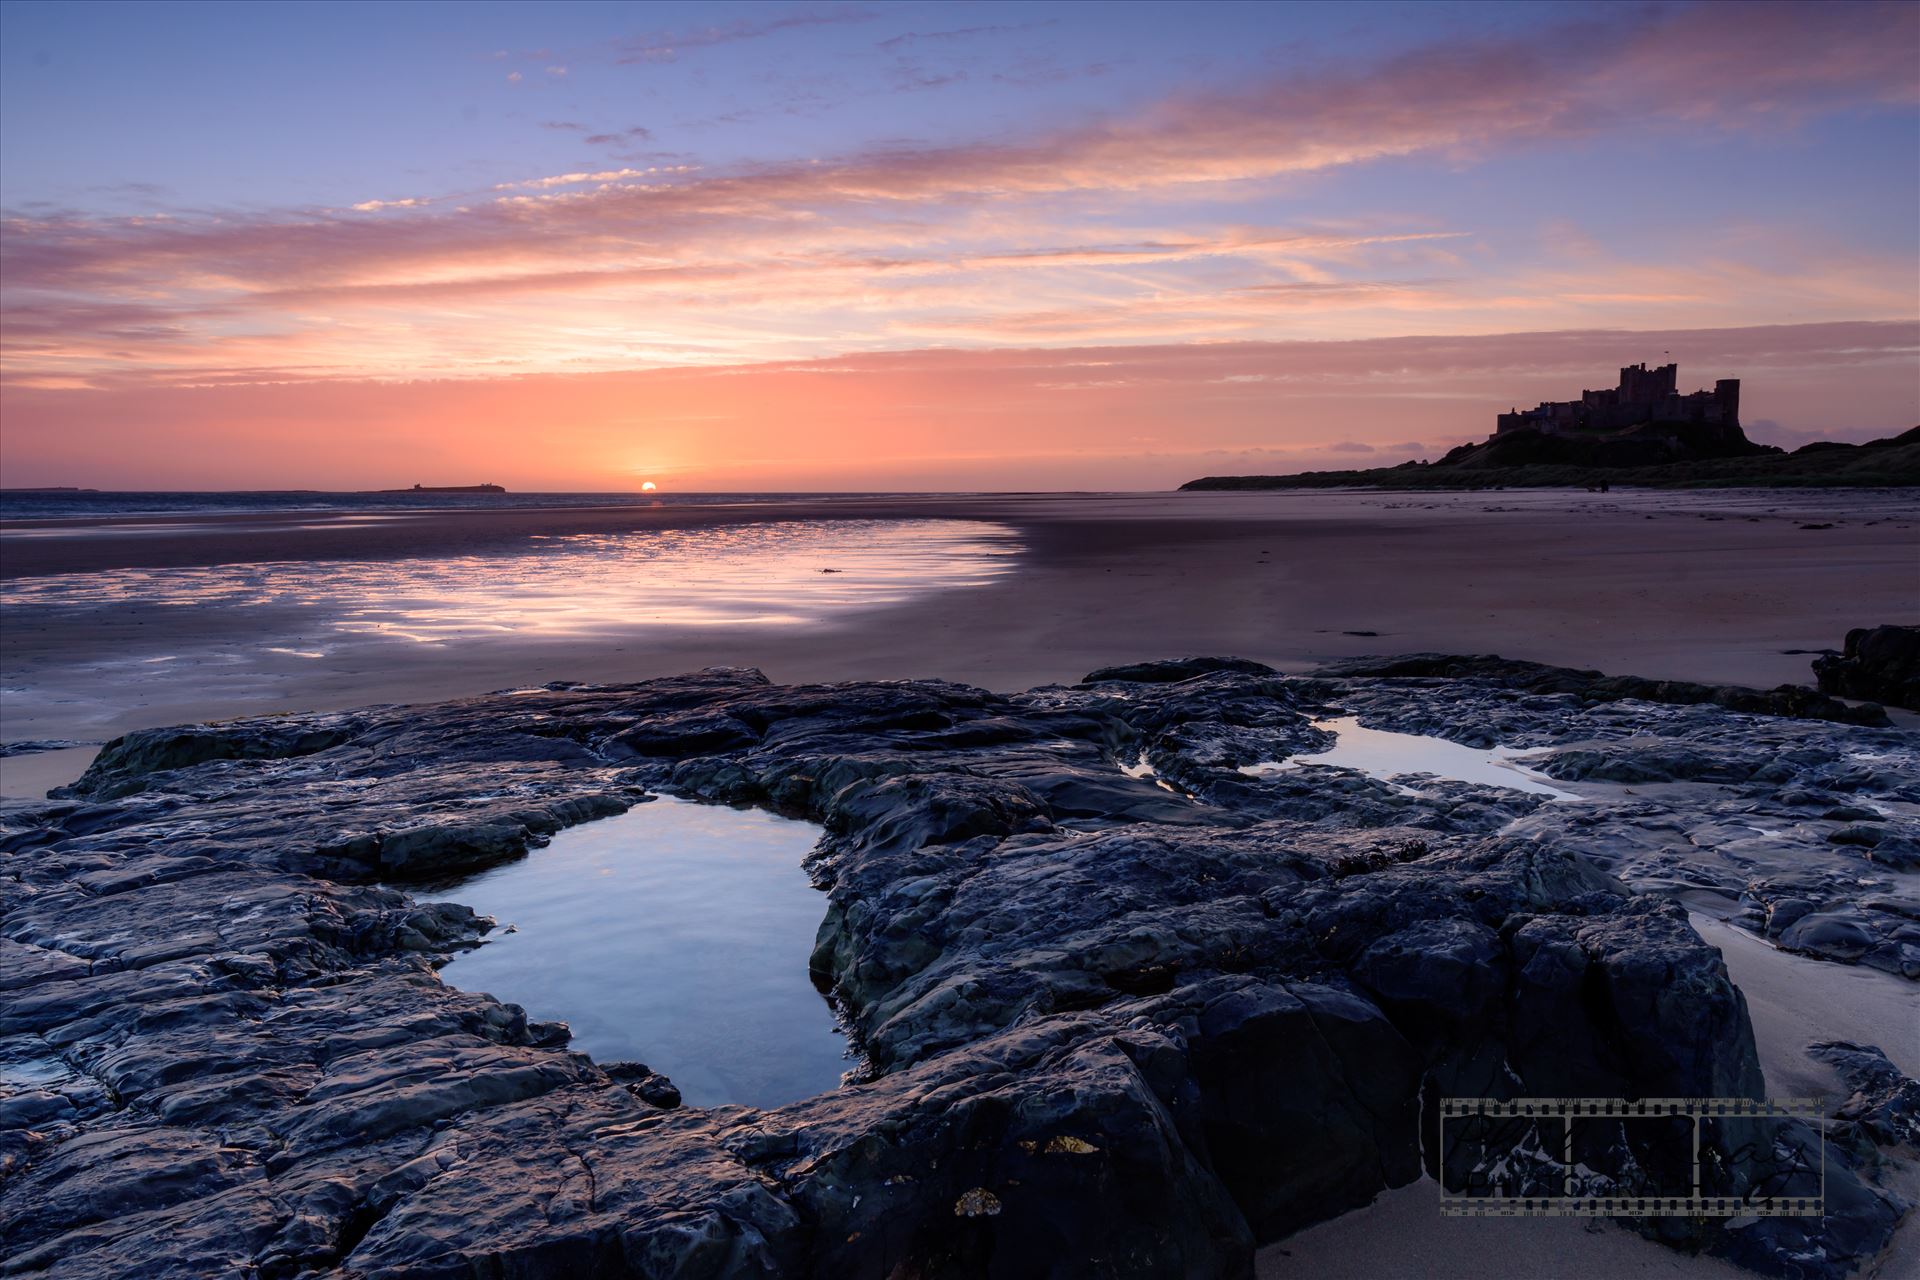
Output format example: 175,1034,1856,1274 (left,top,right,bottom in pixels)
436,796,854,1109
1241,716,1575,799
